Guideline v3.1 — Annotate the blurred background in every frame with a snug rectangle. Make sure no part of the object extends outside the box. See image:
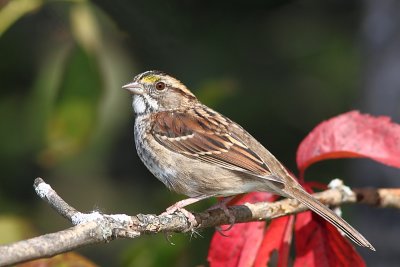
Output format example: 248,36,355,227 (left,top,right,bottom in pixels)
1,0,400,266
